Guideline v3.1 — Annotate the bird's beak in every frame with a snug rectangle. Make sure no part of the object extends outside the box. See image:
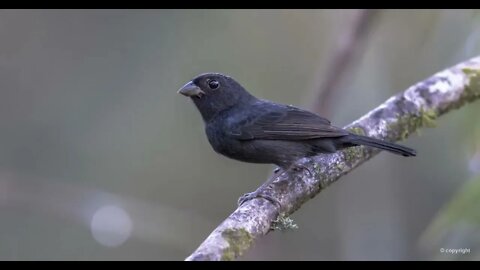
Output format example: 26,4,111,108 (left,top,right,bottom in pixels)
177,81,205,98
